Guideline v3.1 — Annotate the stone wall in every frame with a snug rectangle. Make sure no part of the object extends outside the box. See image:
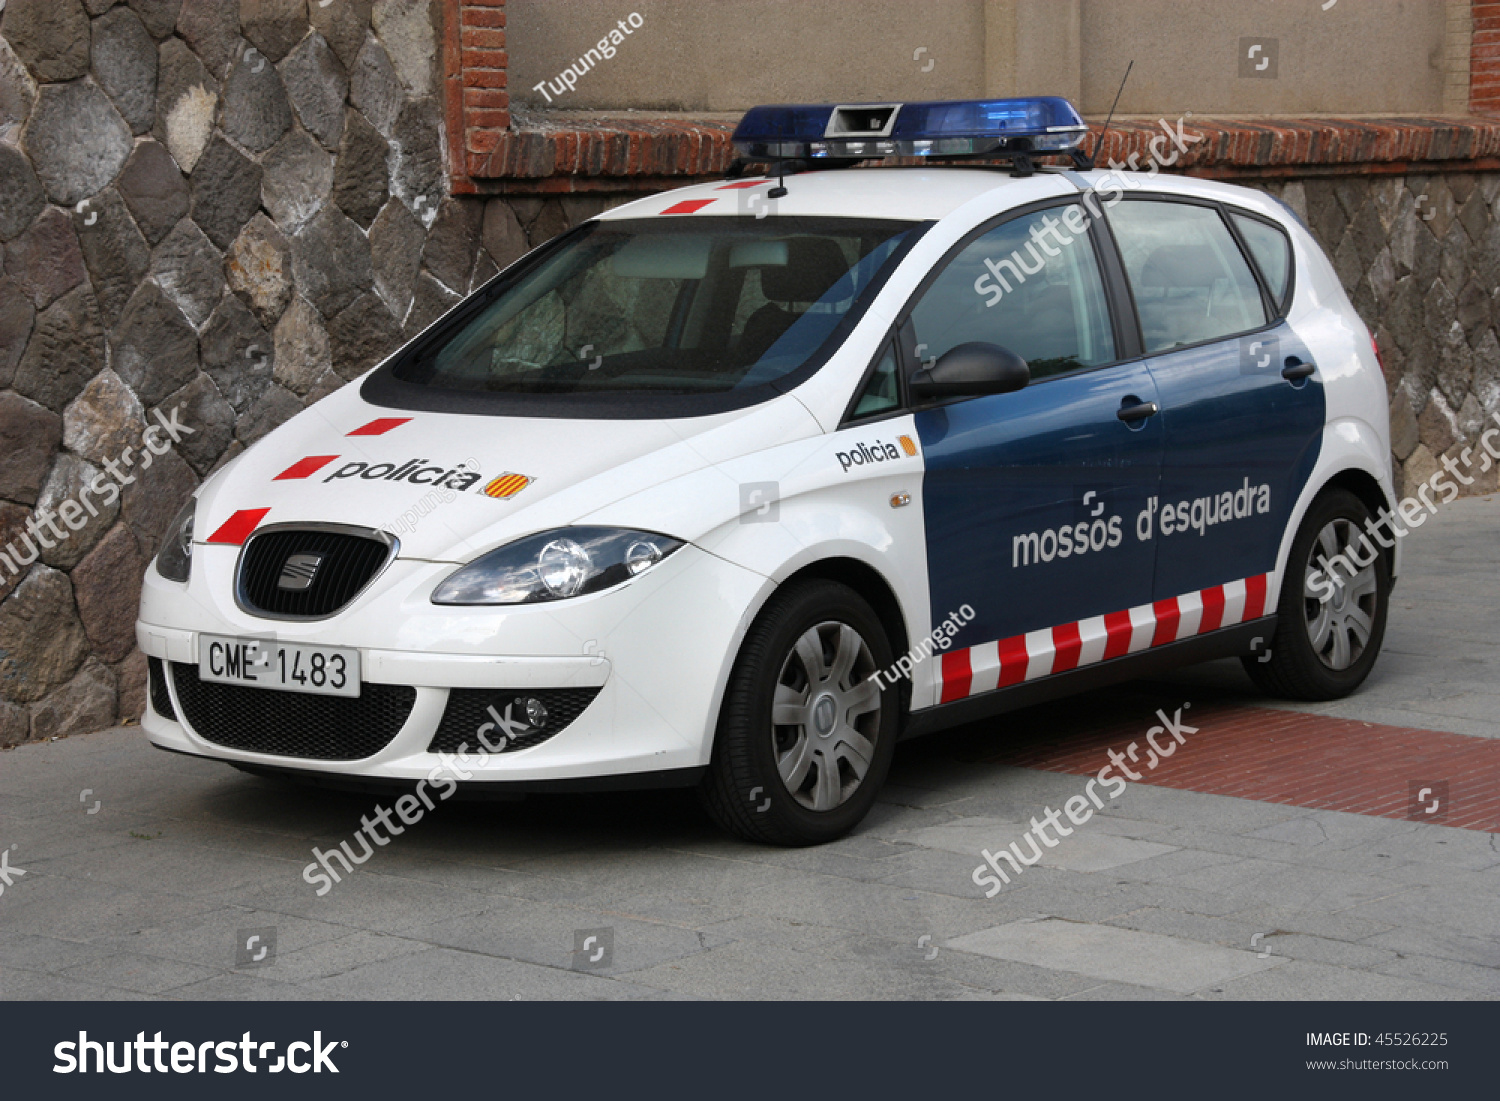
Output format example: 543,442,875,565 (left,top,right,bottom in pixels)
0,0,634,746
1254,174,1500,499
0,2,1496,748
